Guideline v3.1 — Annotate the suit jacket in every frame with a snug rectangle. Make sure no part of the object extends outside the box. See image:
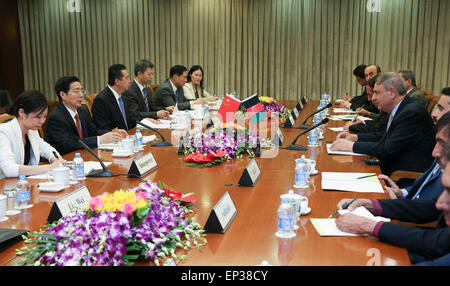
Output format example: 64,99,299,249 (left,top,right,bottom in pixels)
183,82,212,100
349,88,378,113
377,198,449,260
353,95,435,176
152,79,192,111
44,103,108,155
0,118,58,178
92,86,136,131
349,111,388,134
415,253,450,266
408,87,428,108
405,160,444,200
123,80,158,121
